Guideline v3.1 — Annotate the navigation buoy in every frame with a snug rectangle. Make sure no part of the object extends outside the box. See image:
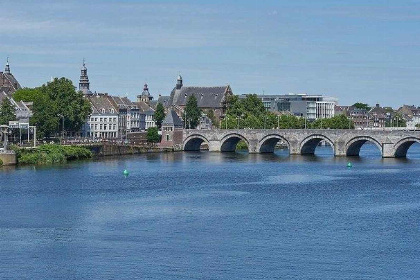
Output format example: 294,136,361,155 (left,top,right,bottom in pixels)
347,162,352,168
123,169,129,176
